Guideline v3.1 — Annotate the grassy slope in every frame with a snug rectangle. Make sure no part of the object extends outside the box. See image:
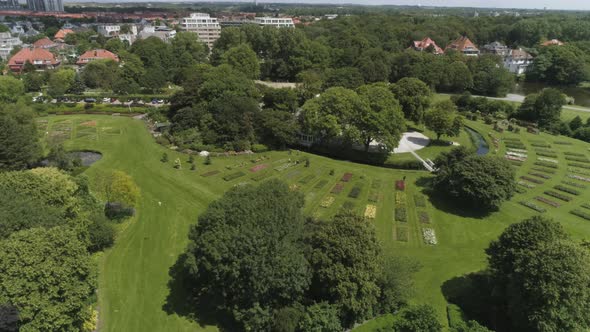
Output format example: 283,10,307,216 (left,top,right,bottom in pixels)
47,115,590,332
